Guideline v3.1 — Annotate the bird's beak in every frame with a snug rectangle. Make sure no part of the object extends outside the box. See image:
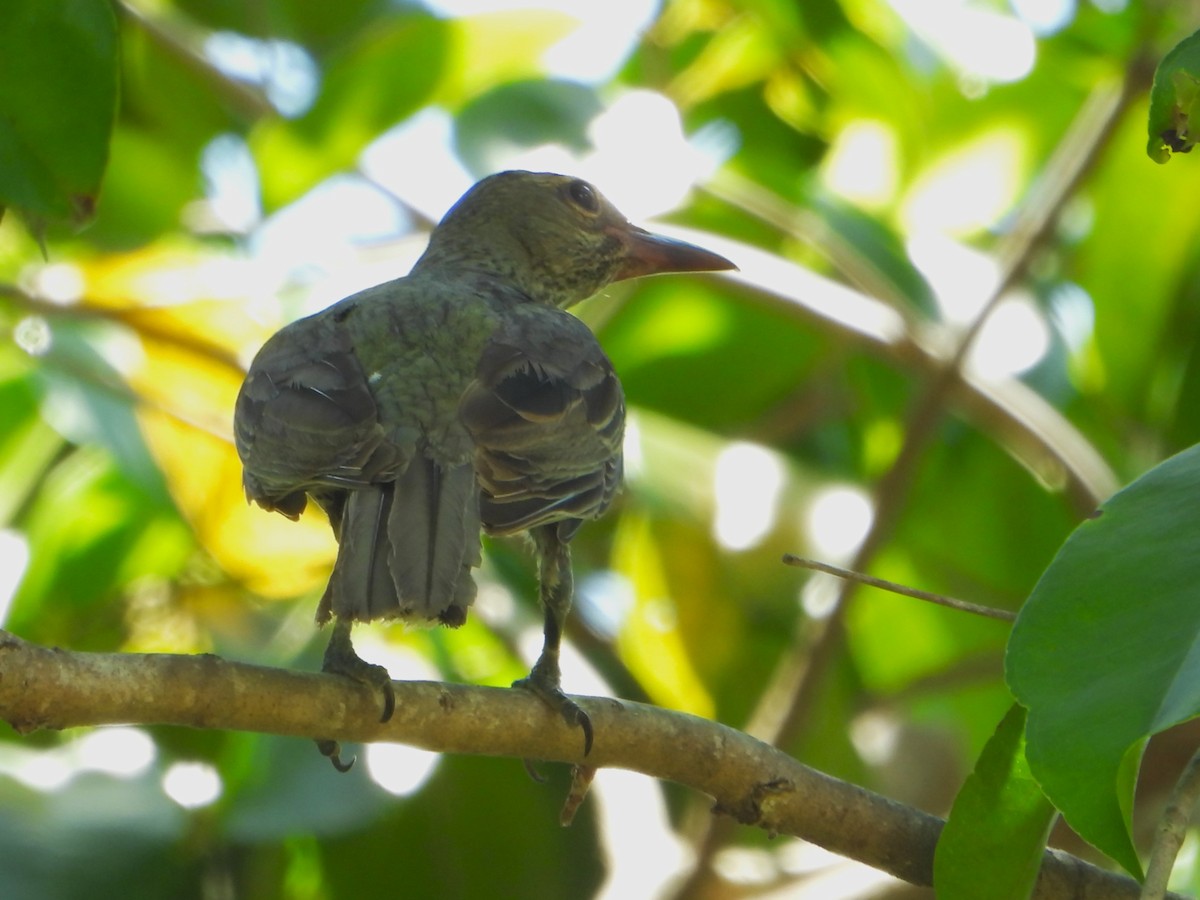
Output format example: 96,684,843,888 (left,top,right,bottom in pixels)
612,225,737,281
